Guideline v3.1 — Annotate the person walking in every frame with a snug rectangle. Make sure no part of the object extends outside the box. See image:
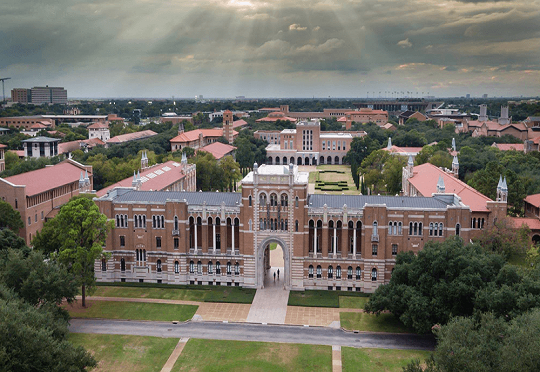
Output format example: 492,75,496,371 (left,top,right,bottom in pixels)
273,272,276,282
277,268,280,279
